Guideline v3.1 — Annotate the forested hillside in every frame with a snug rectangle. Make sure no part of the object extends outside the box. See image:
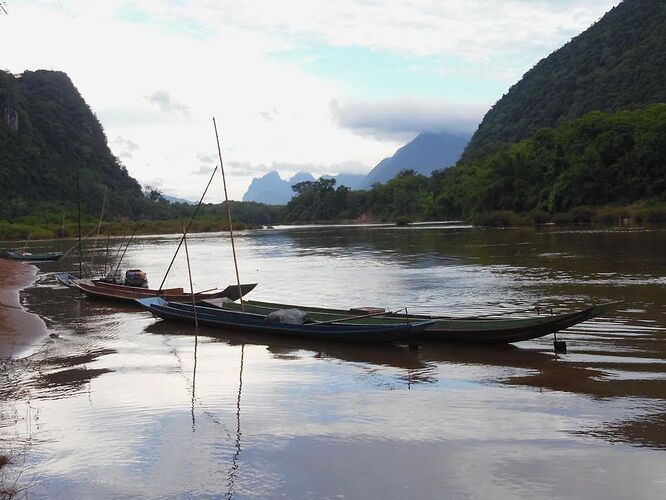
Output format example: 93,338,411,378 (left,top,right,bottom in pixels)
436,104,666,217
0,70,152,219
463,0,666,161
0,69,283,235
